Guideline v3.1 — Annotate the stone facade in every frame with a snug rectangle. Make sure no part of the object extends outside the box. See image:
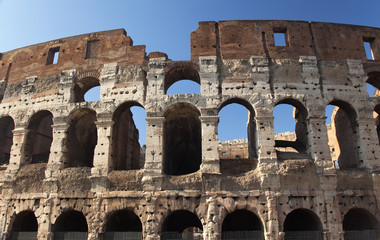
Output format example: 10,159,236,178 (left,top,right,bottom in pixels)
0,20,380,239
